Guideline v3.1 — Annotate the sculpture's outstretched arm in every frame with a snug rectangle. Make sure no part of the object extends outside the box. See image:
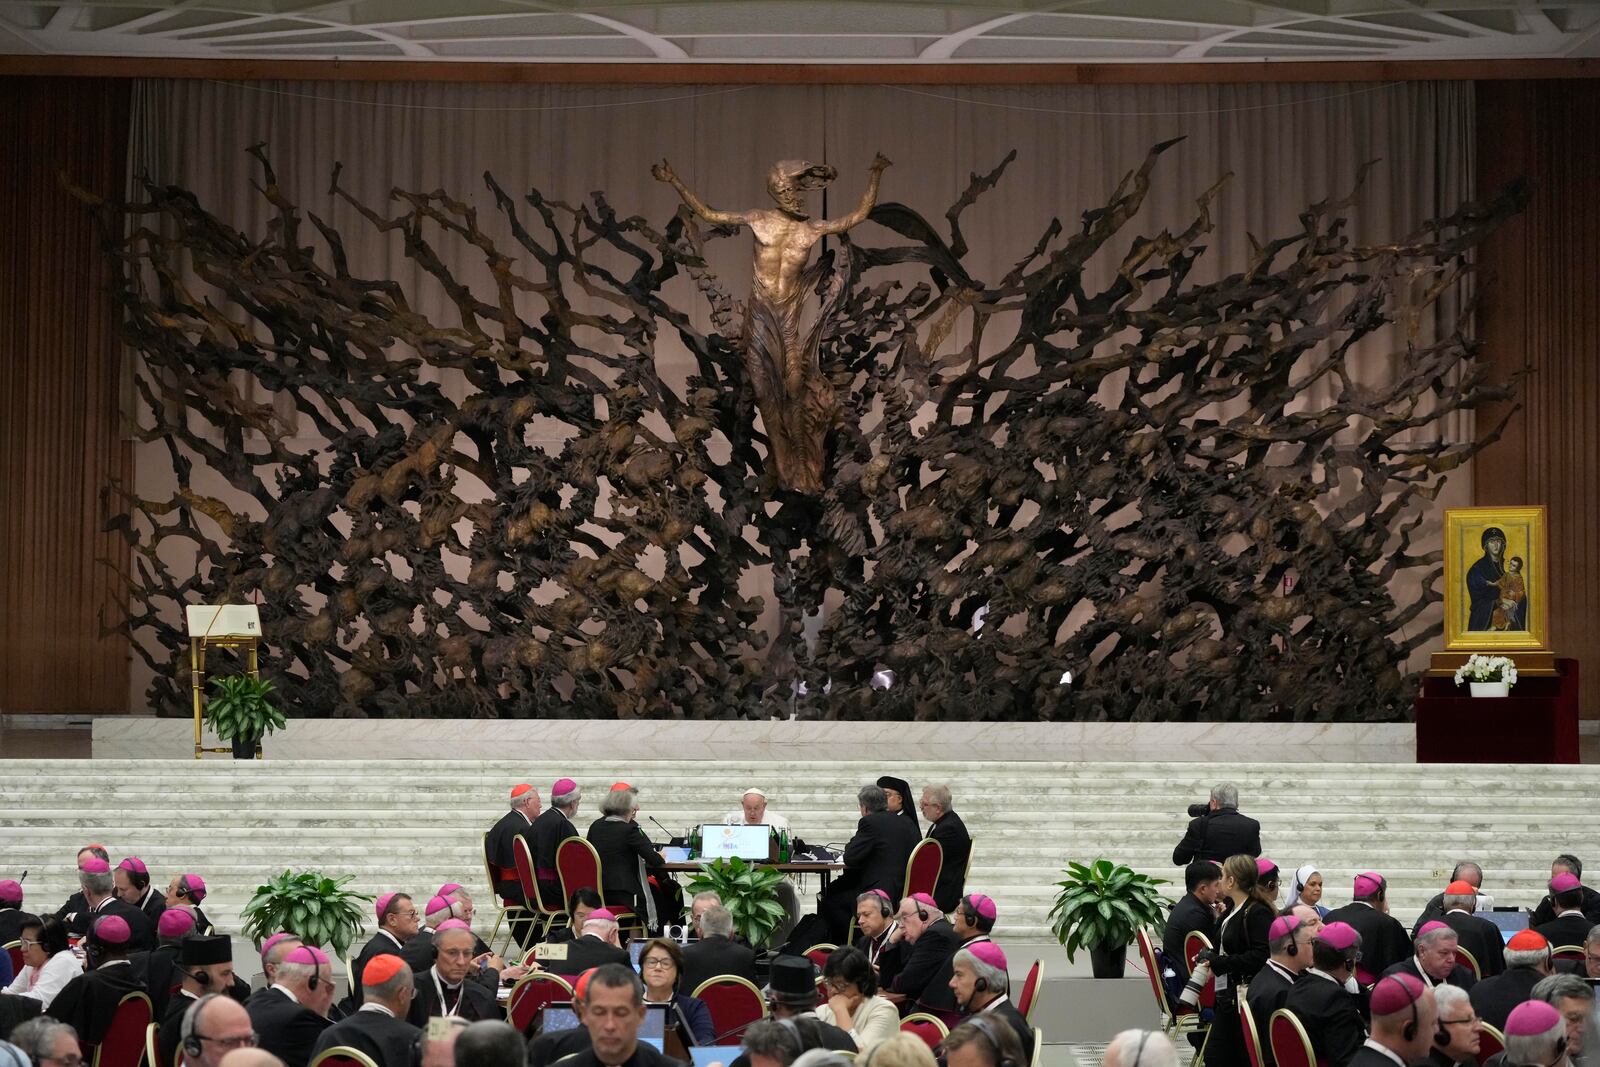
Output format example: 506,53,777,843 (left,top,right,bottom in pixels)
652,158,748,227
817,153,892,235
